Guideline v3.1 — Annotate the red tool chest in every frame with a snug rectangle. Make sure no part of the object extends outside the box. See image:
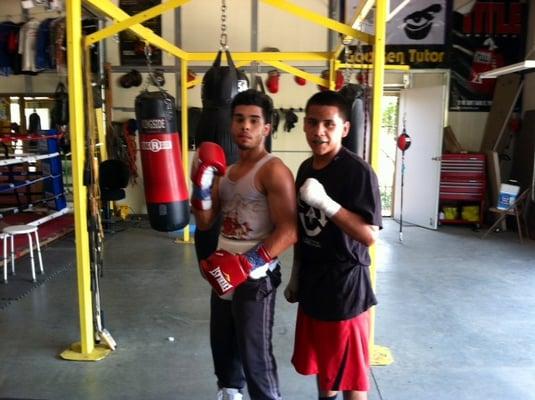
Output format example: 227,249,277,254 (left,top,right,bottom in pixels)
439,153,486,227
